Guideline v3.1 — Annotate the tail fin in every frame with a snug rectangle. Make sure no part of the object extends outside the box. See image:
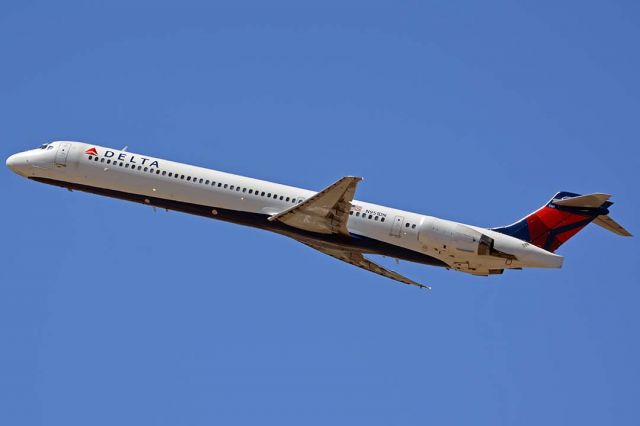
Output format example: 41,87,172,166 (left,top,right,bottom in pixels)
492,192,631,252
